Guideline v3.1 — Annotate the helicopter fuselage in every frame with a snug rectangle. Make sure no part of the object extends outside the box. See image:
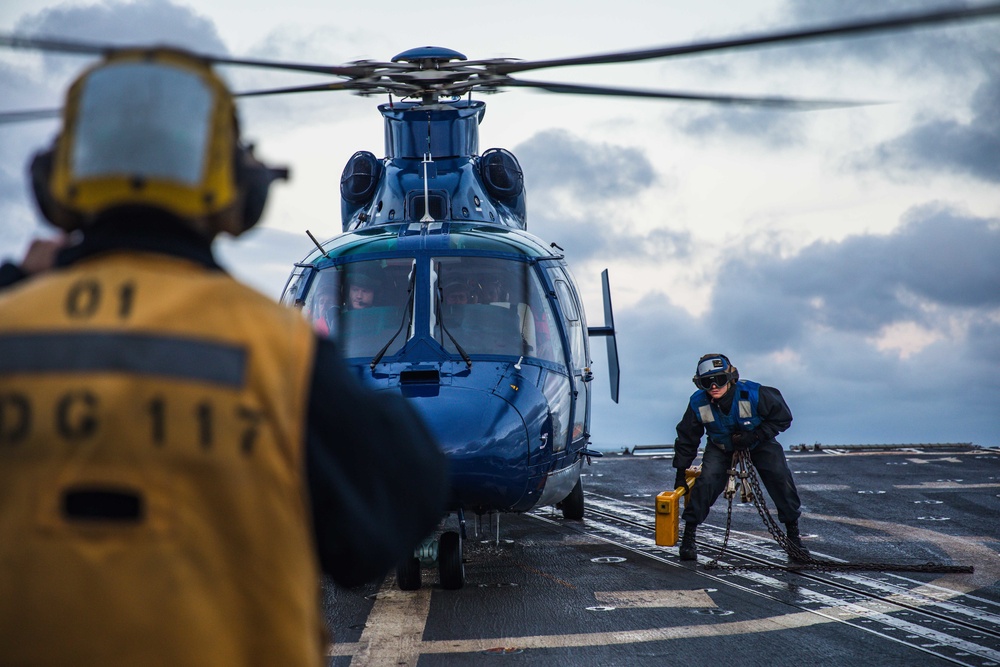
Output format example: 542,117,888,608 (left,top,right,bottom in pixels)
281,220,595,516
